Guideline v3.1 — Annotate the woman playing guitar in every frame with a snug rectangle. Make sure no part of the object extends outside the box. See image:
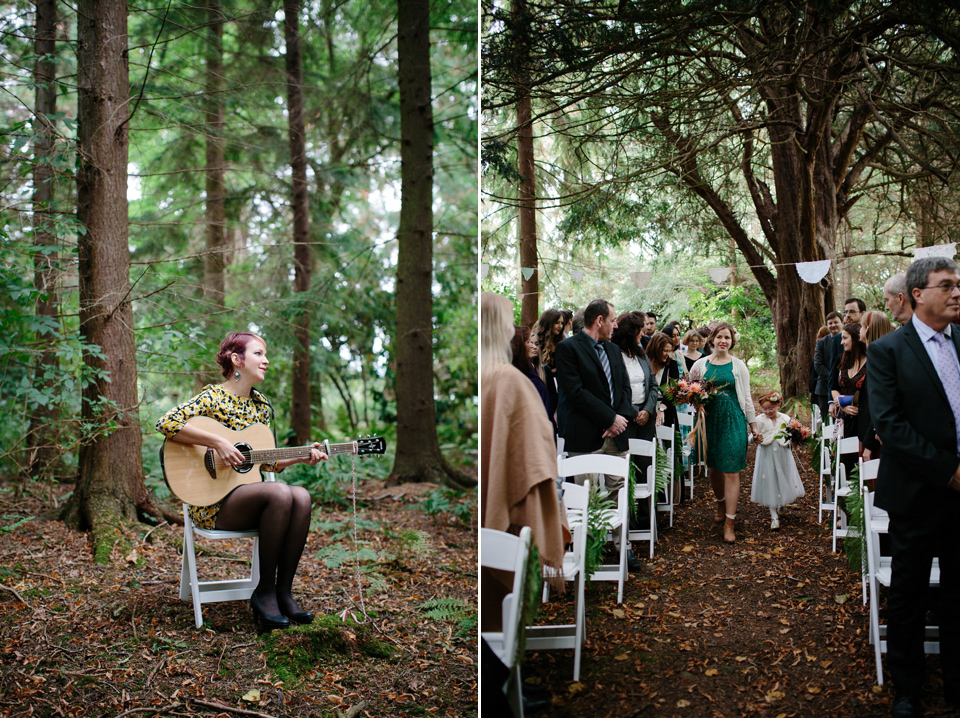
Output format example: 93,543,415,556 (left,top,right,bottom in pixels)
157,331,327,633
